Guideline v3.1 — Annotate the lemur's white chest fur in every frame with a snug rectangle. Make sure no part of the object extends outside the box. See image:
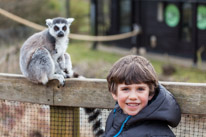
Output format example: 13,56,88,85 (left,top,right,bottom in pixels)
52,37,68,60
